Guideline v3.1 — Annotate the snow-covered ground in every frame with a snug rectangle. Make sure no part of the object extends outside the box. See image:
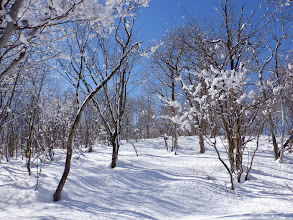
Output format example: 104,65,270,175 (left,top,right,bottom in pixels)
1,136,293,219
